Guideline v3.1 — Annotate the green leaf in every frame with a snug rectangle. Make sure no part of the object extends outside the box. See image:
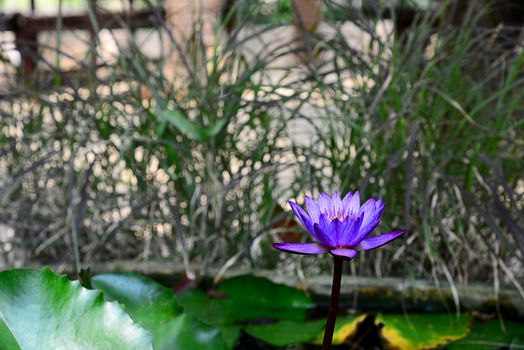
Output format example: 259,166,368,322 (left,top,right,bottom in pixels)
160,109,227,142
174,288,240,348
160,109,208,141
92,272,229,350
177,275,313,325
91,272,181,349
311,315,364,345
168,314,230,350
217,275,314,322
176,288,232,326
0,319,19,349
0,268,153,350
378,313,471,350
205,116,228,138
176,275,314,348
244,319,325,346
446,319,524,350
218,325,242,349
